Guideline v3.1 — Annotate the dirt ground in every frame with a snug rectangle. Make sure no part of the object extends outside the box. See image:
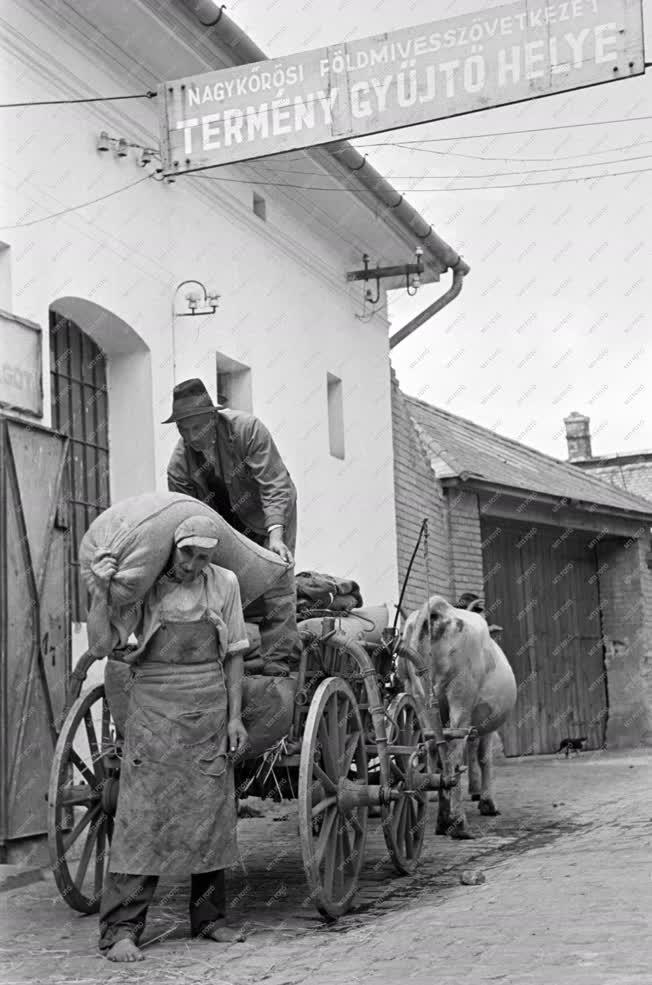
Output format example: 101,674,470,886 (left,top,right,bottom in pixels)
2,748,651,985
